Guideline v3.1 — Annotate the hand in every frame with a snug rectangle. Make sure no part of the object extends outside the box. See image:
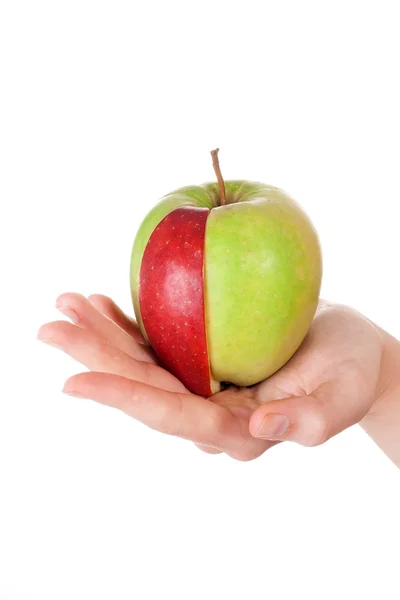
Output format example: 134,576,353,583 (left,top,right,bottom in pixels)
38,294,384,461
